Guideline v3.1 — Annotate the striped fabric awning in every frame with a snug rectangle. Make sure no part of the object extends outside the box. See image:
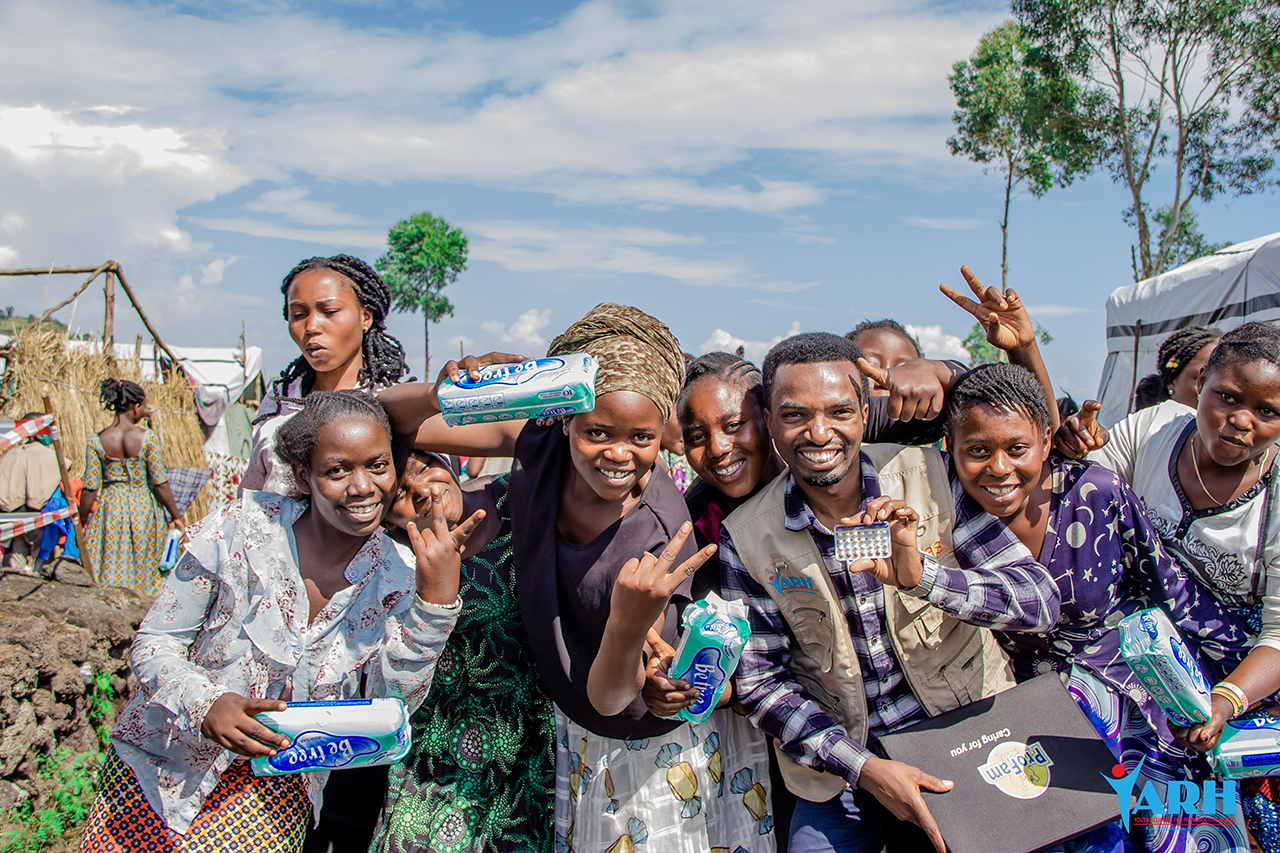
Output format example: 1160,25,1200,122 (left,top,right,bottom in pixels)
0,505,76,542
0,415,58,451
